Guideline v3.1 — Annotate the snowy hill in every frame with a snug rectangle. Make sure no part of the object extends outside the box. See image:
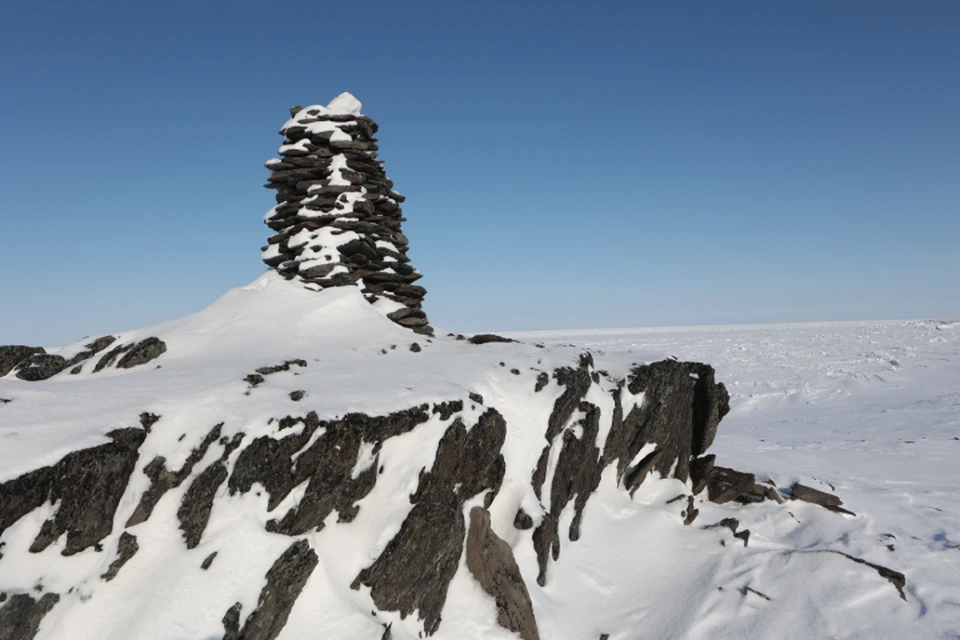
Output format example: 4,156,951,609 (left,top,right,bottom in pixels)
3,278,958,639
2,93,958,639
